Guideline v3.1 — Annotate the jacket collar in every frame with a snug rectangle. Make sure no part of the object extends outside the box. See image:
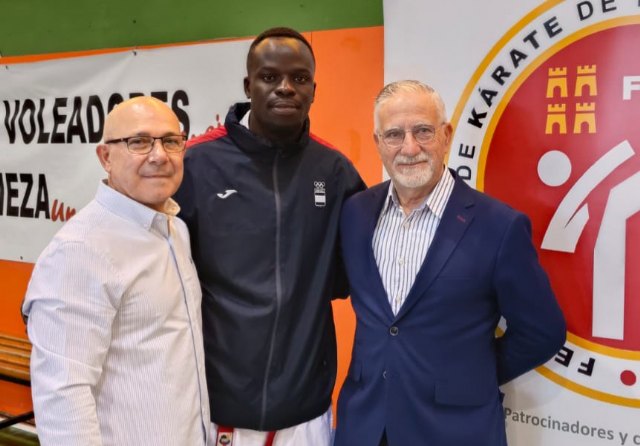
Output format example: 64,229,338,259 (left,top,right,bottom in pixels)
395,170,477,320
225,102,310,157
